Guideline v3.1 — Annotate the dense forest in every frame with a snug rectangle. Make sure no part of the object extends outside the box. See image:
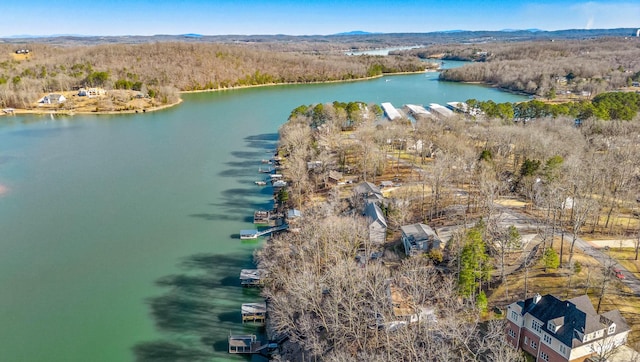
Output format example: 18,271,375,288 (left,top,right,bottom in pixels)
0,43,426,108
423,38,640,97
3,33,640,110
467,91,640,121
257,98,640,360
